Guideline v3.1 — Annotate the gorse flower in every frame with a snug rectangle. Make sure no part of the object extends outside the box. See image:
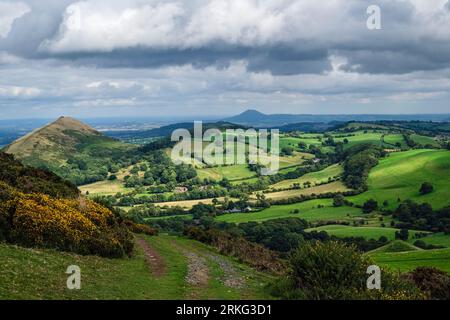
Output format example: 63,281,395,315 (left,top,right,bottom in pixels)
0,189,133,258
